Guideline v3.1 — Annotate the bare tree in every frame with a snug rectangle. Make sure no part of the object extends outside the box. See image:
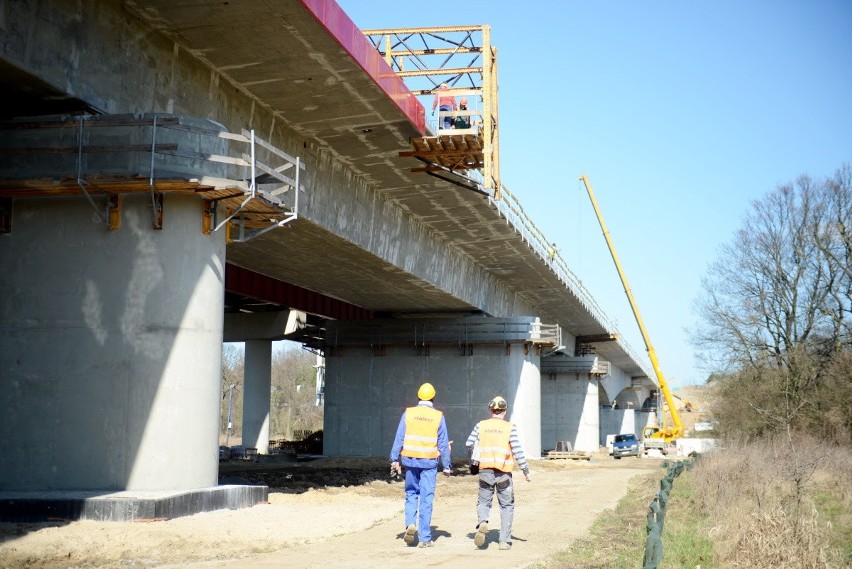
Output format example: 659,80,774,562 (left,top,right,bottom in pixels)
220,343,245,439
813,163,852,352
693,164,851,440
219,342,322,443
270,344,323,439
